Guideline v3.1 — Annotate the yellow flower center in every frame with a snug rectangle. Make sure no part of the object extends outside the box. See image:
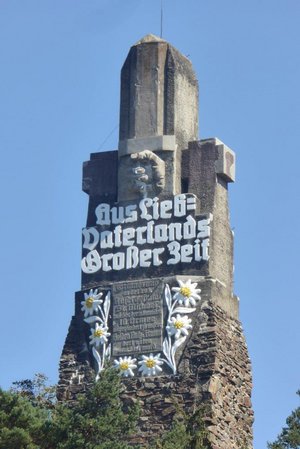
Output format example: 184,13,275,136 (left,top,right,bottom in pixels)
94,329,104,338
174,320,184,329
86,297,94,308
120,361,129,371
145,359,156,368
180,286,192,298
